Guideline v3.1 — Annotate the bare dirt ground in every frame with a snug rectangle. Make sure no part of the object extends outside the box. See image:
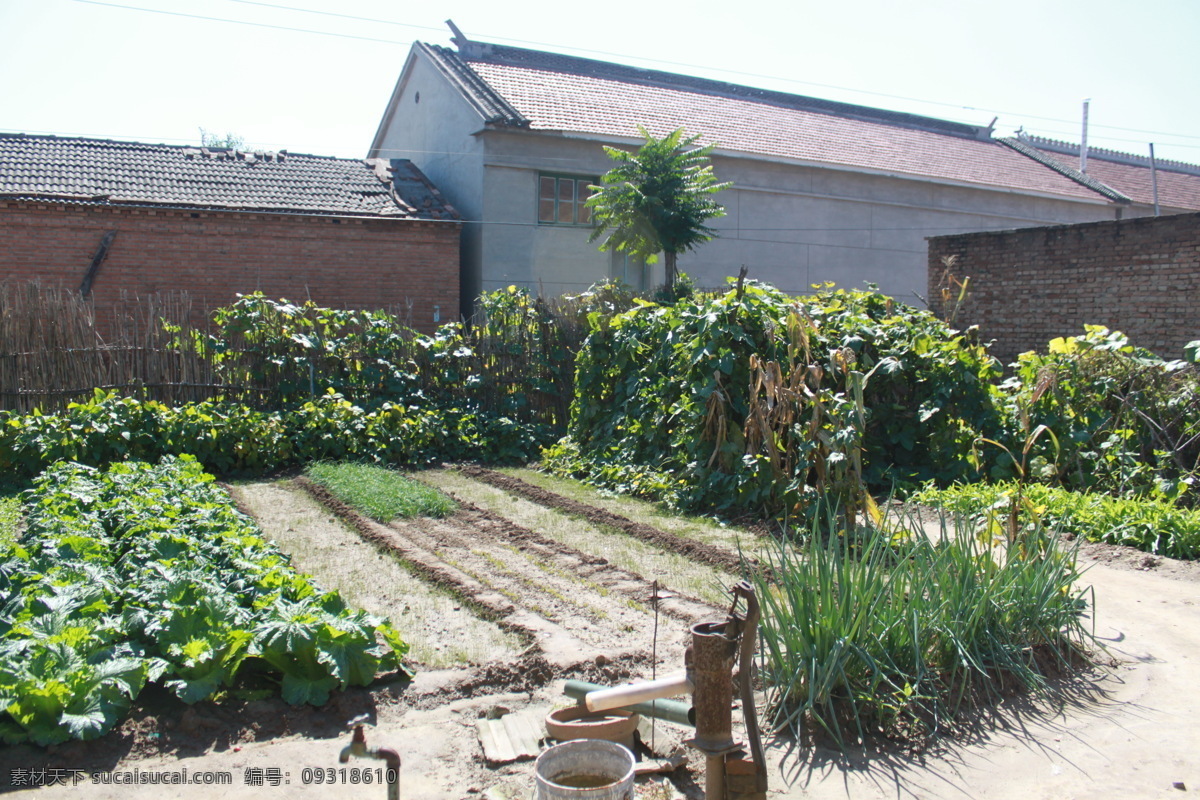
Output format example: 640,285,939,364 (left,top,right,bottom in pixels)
4,468,1199,800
